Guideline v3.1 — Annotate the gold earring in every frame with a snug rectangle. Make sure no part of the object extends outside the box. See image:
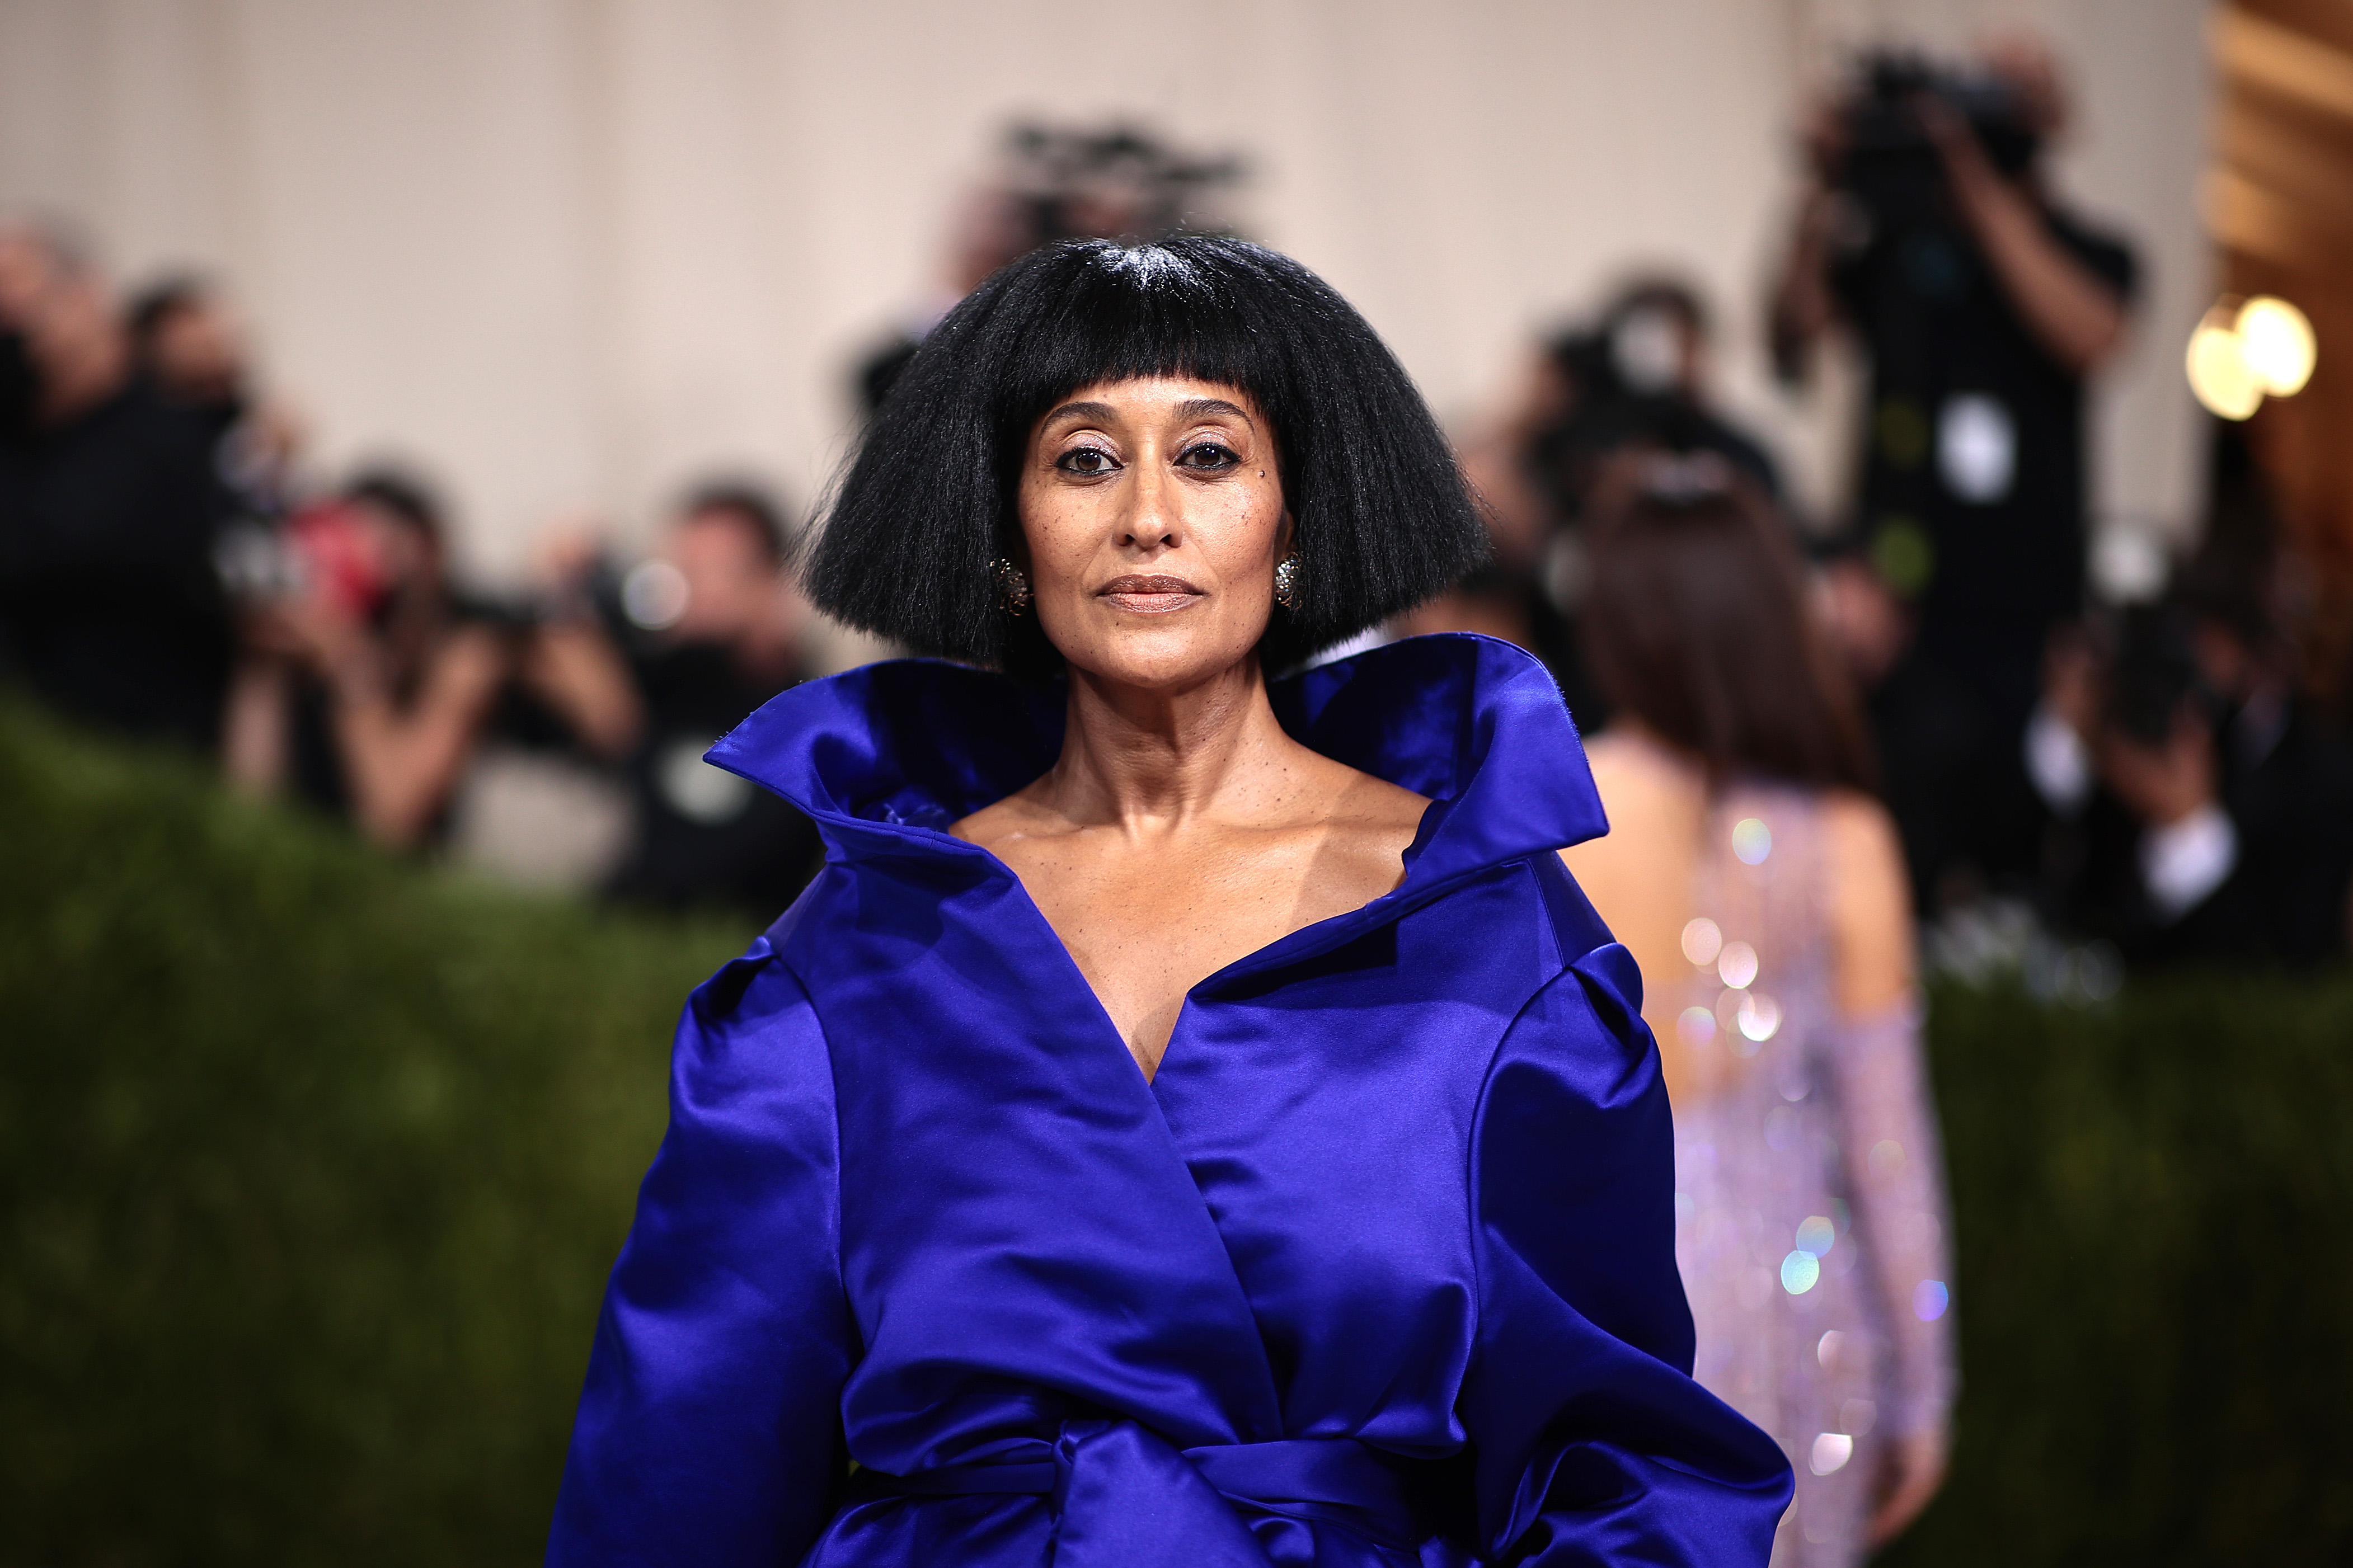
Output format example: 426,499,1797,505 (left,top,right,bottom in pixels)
990,557,1031,616
1272,554,1300,611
